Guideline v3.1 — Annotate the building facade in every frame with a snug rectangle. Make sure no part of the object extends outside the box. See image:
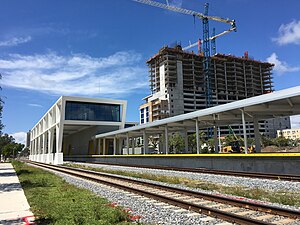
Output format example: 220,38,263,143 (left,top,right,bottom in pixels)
140,46,290,137
277,128,300,140
29,96,127,164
